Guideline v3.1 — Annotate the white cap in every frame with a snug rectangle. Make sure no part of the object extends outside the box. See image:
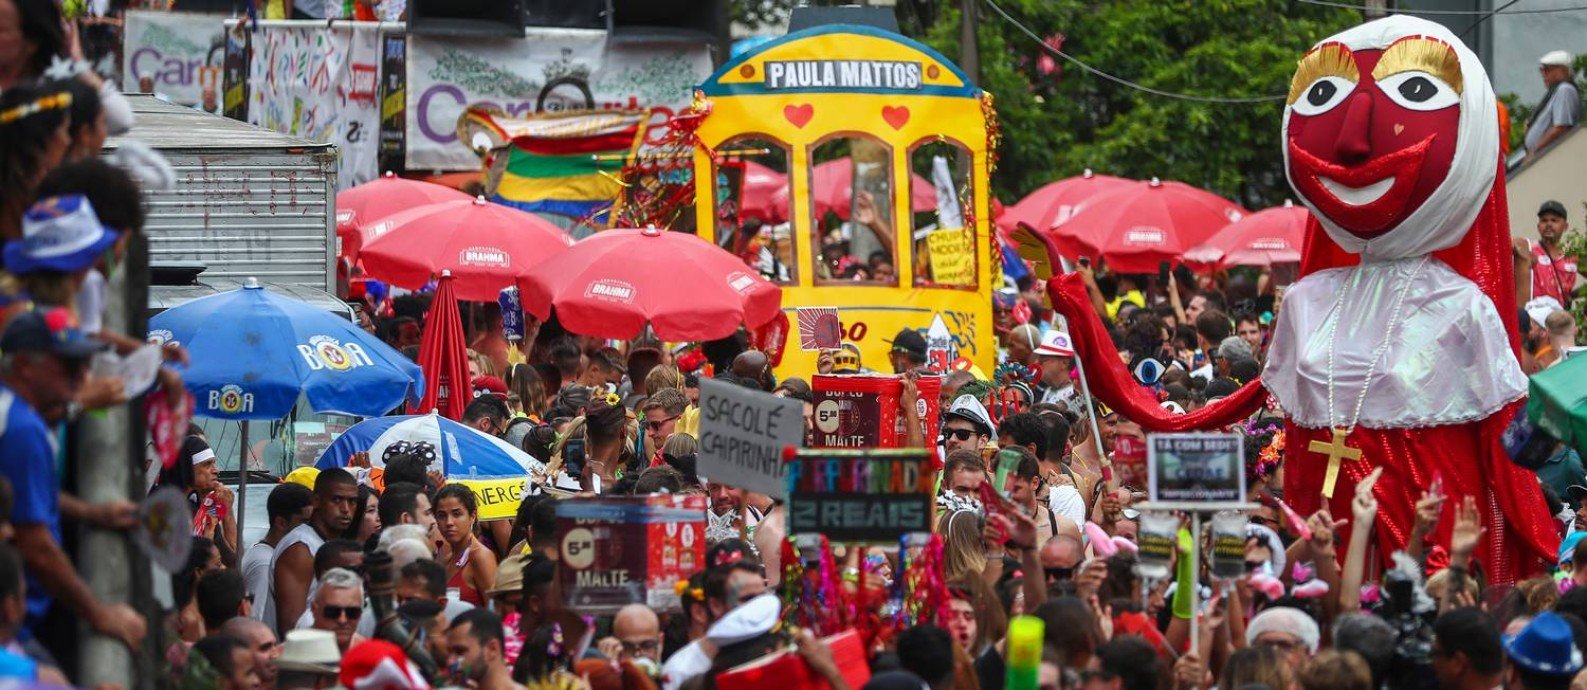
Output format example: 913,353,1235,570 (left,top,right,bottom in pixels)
706,592,781,646
1527,296,1565,328
944,395,998,442
1033,330,1075,358
1542,50,1573,67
